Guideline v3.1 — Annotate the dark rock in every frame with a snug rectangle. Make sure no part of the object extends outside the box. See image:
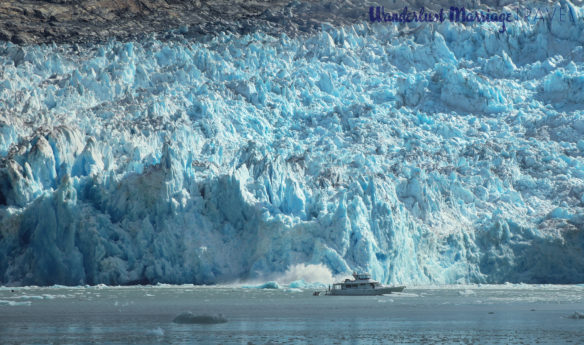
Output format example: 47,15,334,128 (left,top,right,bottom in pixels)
43,28,56,38
11,33,31,45
34,9,50,20
0,29,12,42
0,0,536,45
